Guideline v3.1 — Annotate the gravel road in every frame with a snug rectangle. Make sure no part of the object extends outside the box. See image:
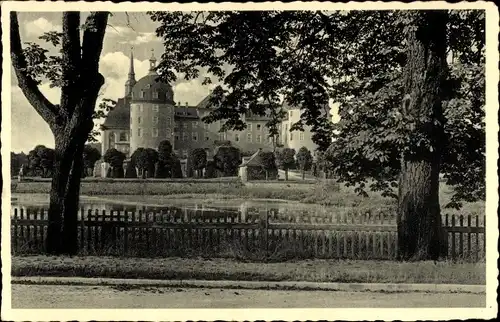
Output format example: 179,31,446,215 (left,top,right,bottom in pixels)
11,284,486,308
